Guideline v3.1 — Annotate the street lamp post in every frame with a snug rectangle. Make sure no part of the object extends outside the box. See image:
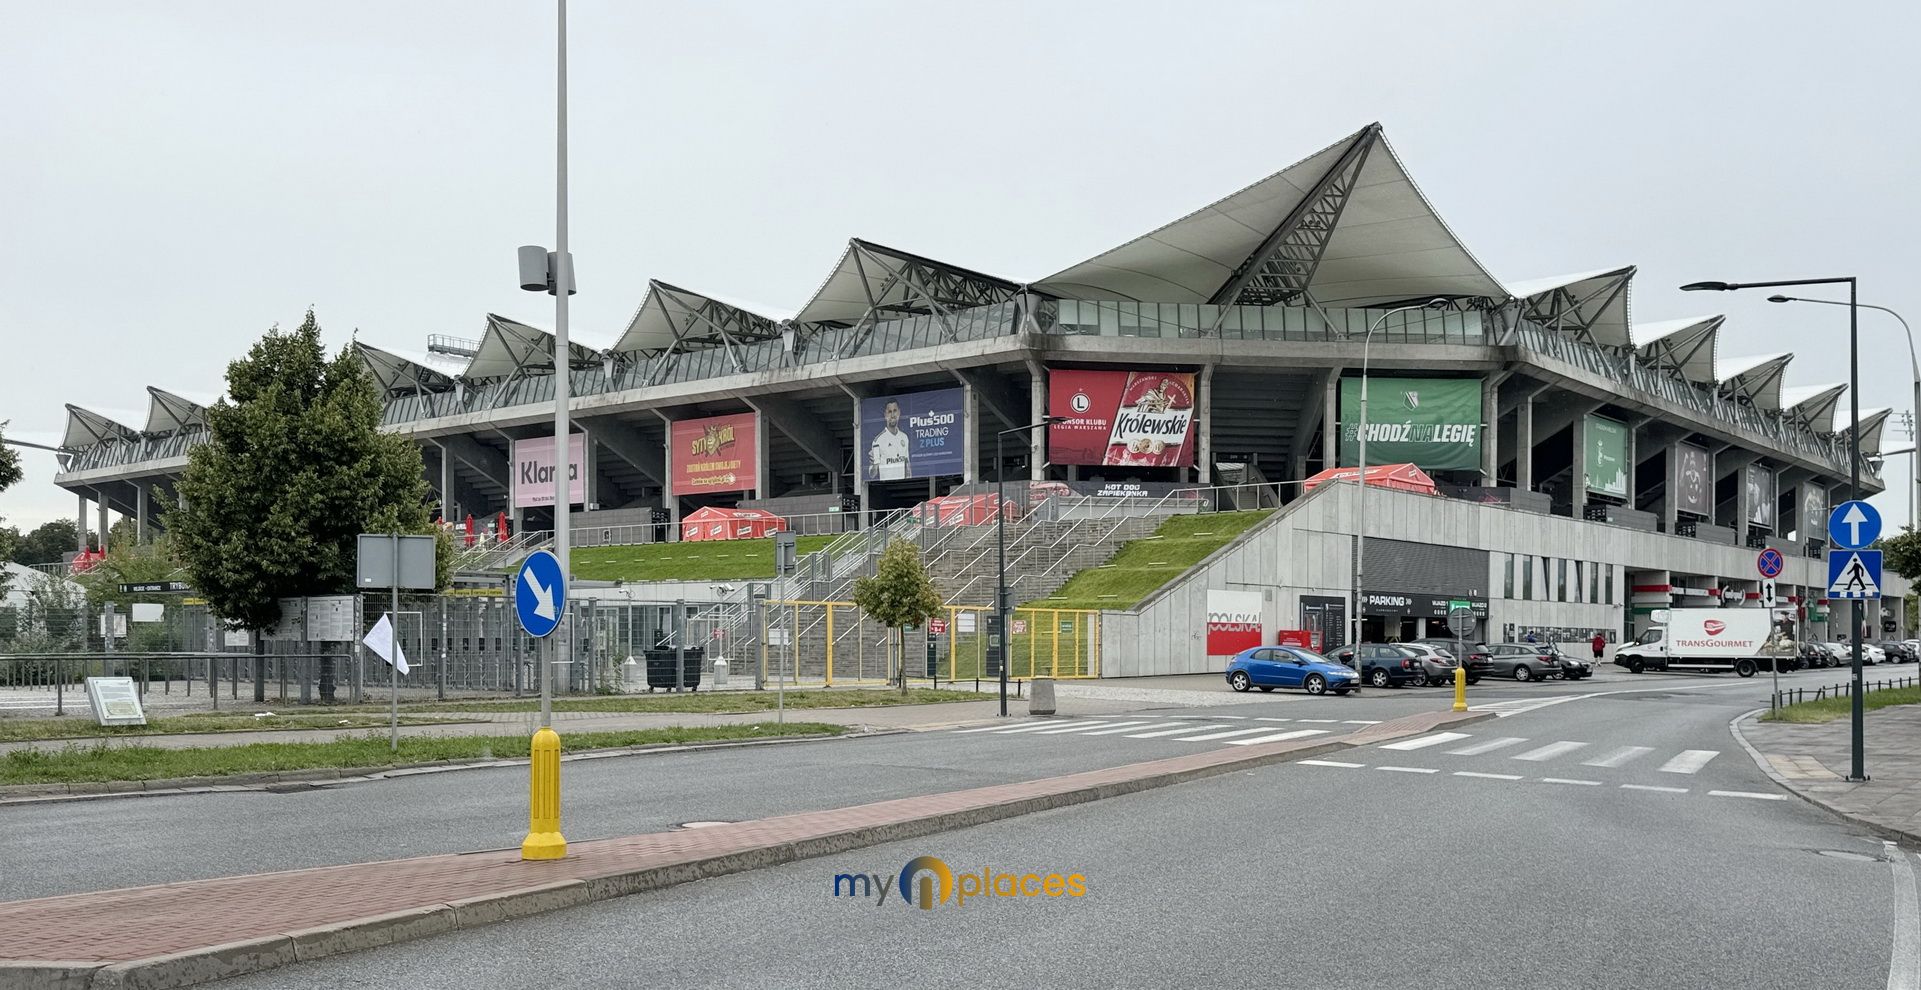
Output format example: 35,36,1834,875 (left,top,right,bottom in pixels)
1683,277,1867,781
997,418,1062,716
1350,299,1450,691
